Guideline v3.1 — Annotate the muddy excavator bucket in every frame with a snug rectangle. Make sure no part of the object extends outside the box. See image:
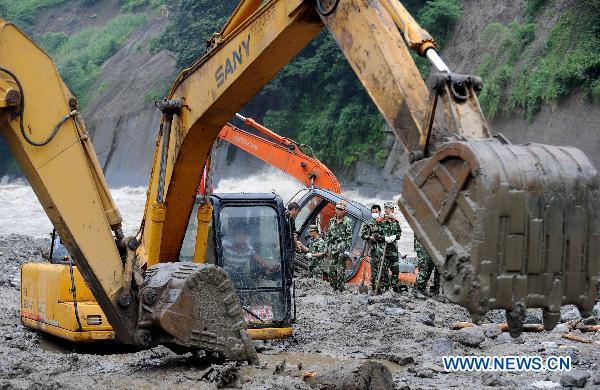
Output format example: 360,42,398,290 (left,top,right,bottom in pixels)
399,139,600,336
137,263,258,362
